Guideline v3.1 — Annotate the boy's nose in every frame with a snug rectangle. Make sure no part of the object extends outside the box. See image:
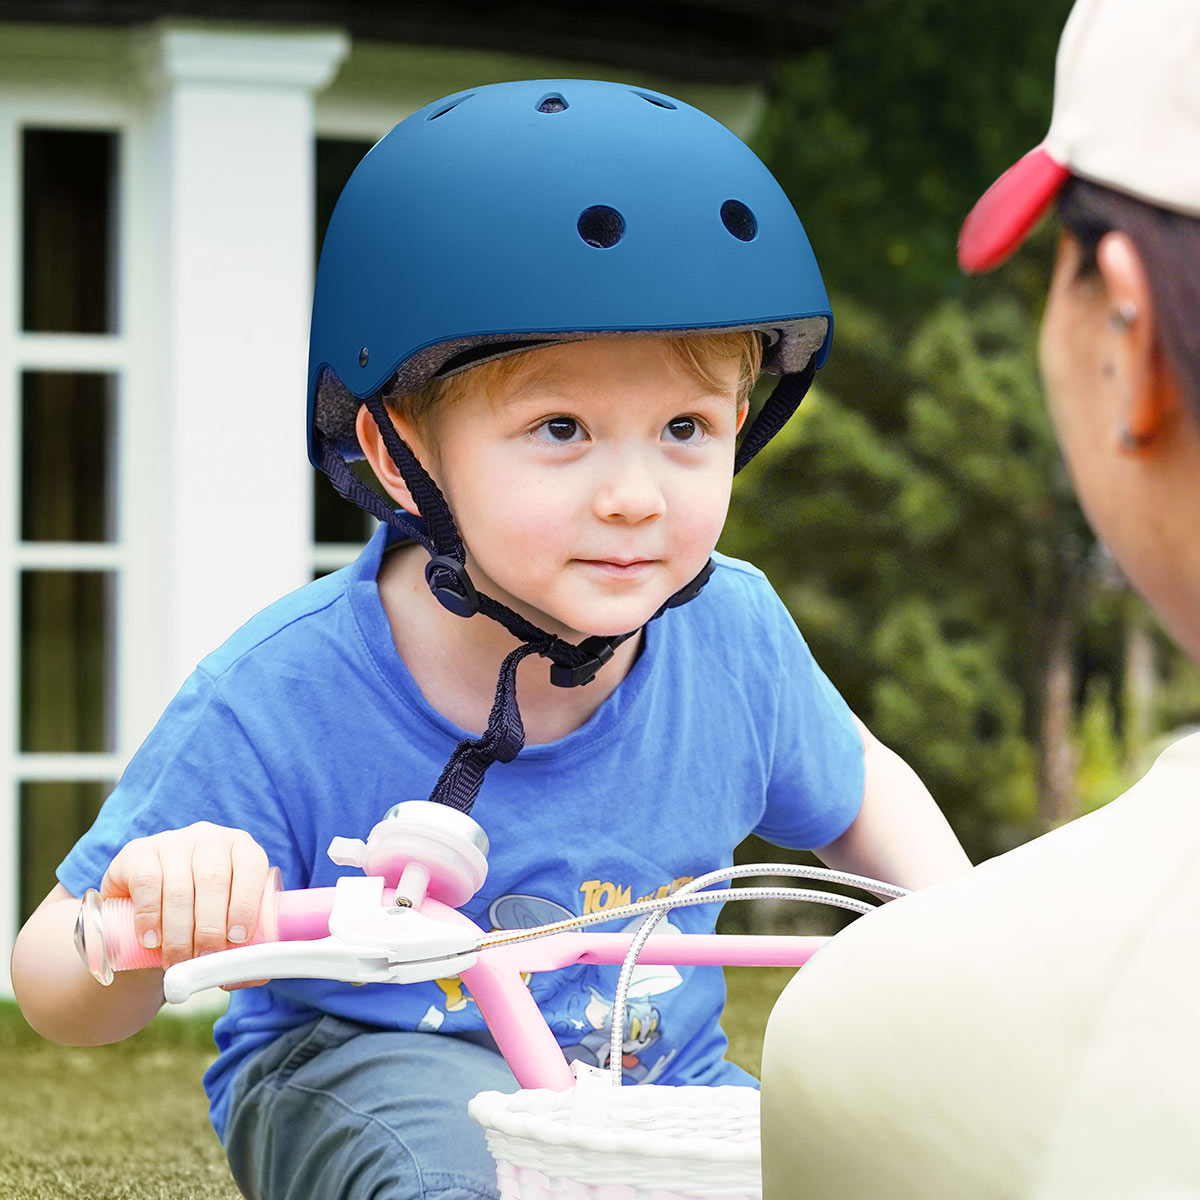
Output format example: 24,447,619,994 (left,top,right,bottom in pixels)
592,452,666,523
